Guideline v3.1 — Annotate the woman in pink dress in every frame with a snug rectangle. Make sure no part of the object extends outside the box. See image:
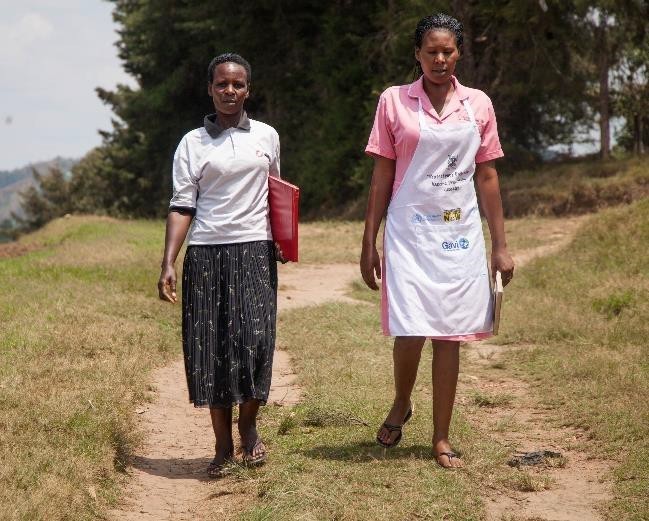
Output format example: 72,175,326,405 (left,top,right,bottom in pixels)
360,13,515,468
